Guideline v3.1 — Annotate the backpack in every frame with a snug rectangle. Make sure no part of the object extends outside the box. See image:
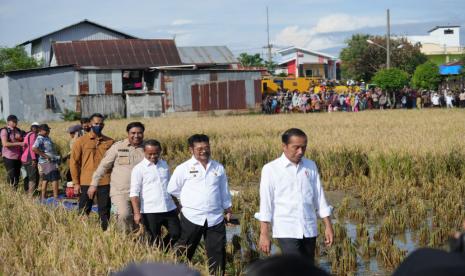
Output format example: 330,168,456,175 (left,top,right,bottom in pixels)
0,127,24,152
